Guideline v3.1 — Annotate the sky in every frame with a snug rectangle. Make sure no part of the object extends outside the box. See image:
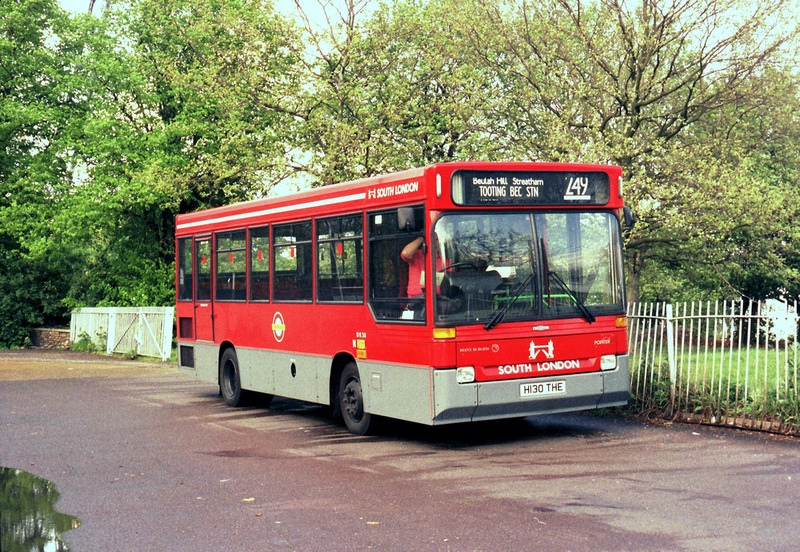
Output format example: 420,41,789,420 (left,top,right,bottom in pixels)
57,0,365,27
59,0,94,13
58,0,303,13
